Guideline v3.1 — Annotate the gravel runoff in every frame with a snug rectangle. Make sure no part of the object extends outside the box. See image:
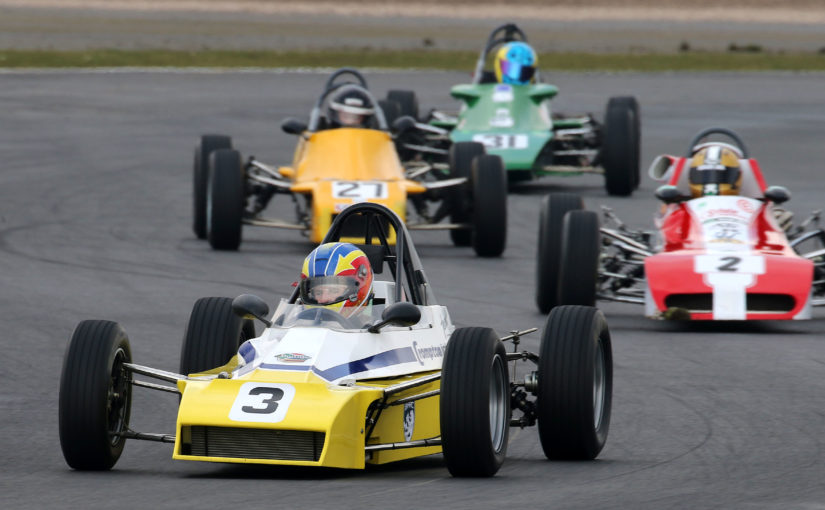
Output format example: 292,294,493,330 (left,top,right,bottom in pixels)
0,0,824,53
